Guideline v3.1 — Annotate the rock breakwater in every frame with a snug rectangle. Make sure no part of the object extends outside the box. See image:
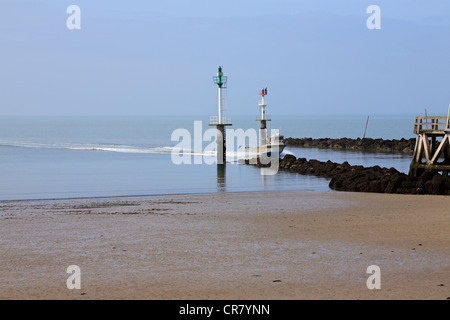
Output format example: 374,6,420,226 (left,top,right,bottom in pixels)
284,137,416,154
244,154,450,195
